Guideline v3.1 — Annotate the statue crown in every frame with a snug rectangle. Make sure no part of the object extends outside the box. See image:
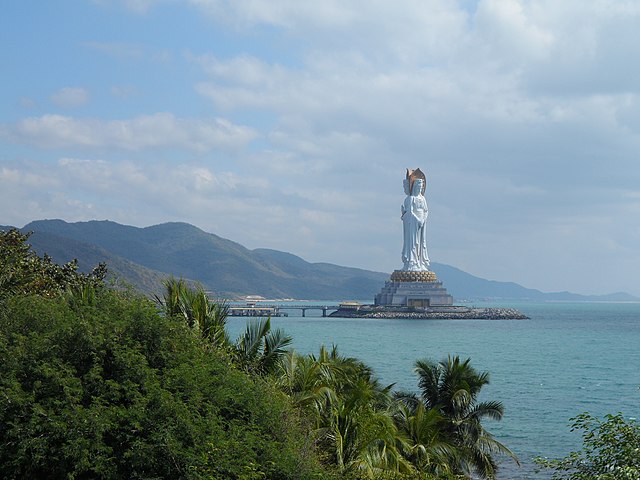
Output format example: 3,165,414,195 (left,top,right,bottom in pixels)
406,168,426,195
